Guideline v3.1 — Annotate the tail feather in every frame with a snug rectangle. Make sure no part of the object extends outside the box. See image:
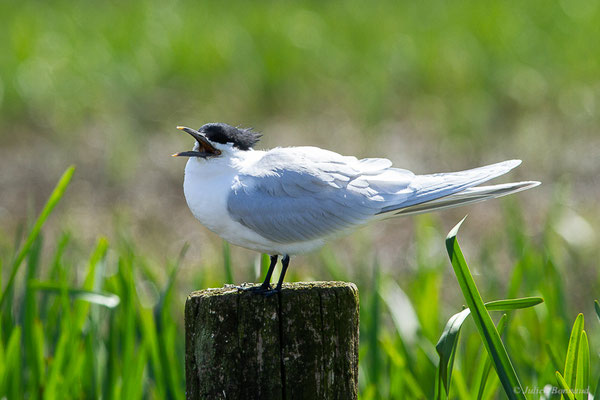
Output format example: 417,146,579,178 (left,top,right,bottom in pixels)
374,159,539,218
385,181,540,217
